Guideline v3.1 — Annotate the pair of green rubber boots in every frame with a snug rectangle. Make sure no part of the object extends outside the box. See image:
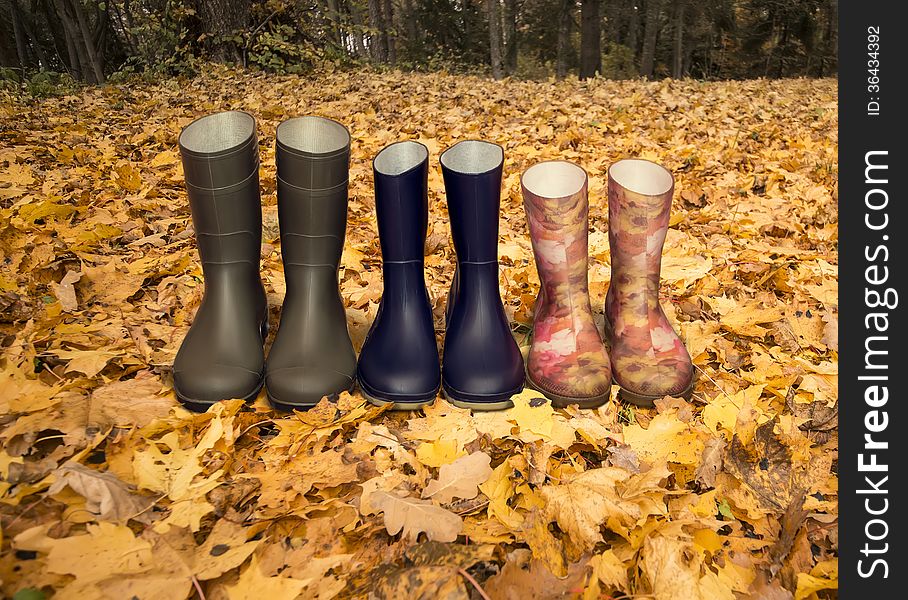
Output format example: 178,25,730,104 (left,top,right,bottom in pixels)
173,112,355,412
